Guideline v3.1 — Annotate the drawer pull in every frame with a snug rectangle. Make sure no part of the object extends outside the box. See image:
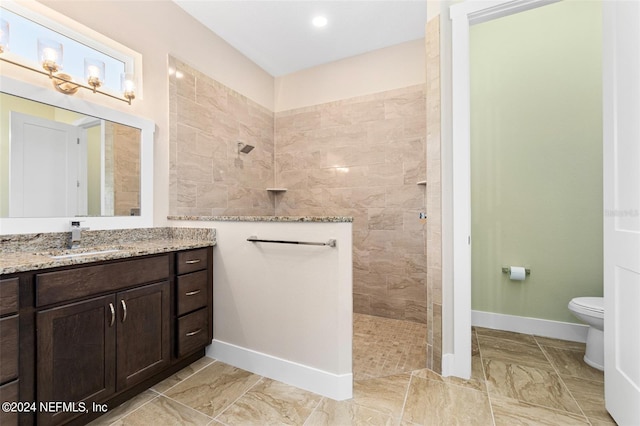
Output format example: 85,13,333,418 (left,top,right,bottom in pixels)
109,303,115,327
121,299,127,323
186,328,202,337
185,289,201,296
185,259,201,265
